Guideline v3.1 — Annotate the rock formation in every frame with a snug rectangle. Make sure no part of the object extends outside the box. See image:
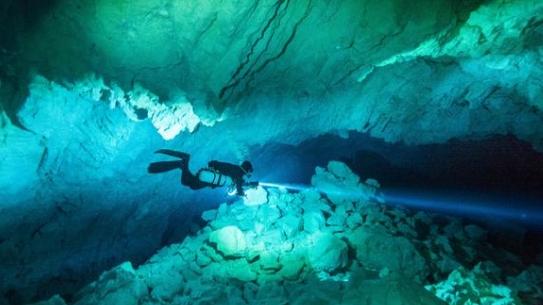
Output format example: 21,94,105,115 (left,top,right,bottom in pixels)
26,161,540,305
